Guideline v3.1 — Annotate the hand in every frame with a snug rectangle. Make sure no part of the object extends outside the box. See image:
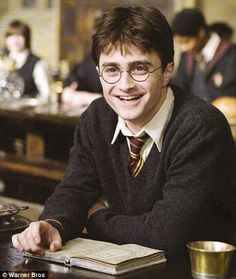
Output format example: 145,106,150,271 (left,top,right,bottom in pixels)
66,81,78,92
62,82,102,107
88,200,107,219
62,82,79,106
12,220,62,255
